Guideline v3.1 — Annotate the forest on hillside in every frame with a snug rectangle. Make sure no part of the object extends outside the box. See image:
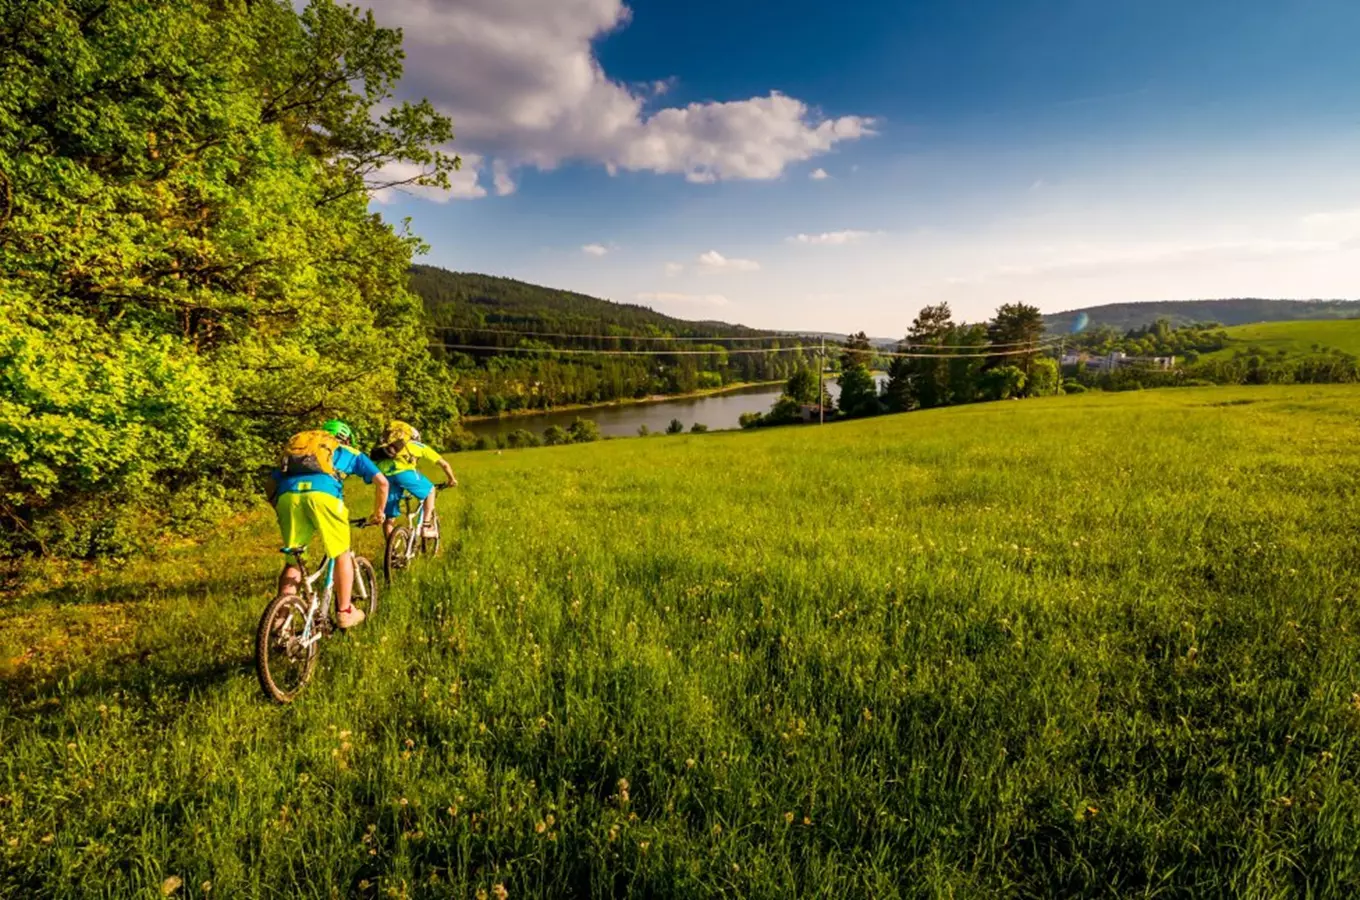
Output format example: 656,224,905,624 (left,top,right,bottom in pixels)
411,266,820,414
